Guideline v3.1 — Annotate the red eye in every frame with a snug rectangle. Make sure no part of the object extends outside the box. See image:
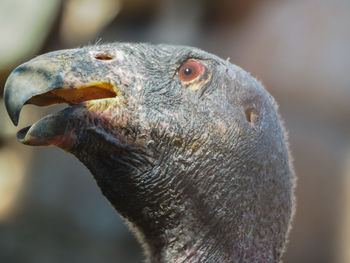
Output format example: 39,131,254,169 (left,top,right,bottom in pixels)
178,60,204,82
